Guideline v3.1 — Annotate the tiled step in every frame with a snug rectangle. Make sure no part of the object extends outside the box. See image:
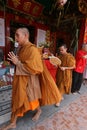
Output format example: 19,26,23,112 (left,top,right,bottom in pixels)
0,112,11,125
0,86,12,124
